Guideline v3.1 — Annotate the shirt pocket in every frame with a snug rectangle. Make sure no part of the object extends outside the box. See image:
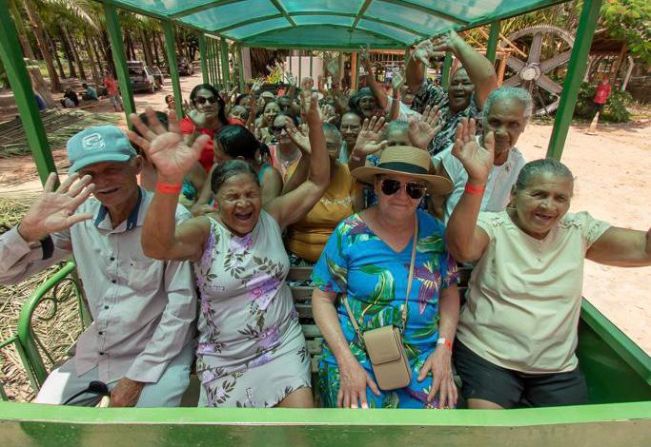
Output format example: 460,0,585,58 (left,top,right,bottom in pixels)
126,259,163,293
